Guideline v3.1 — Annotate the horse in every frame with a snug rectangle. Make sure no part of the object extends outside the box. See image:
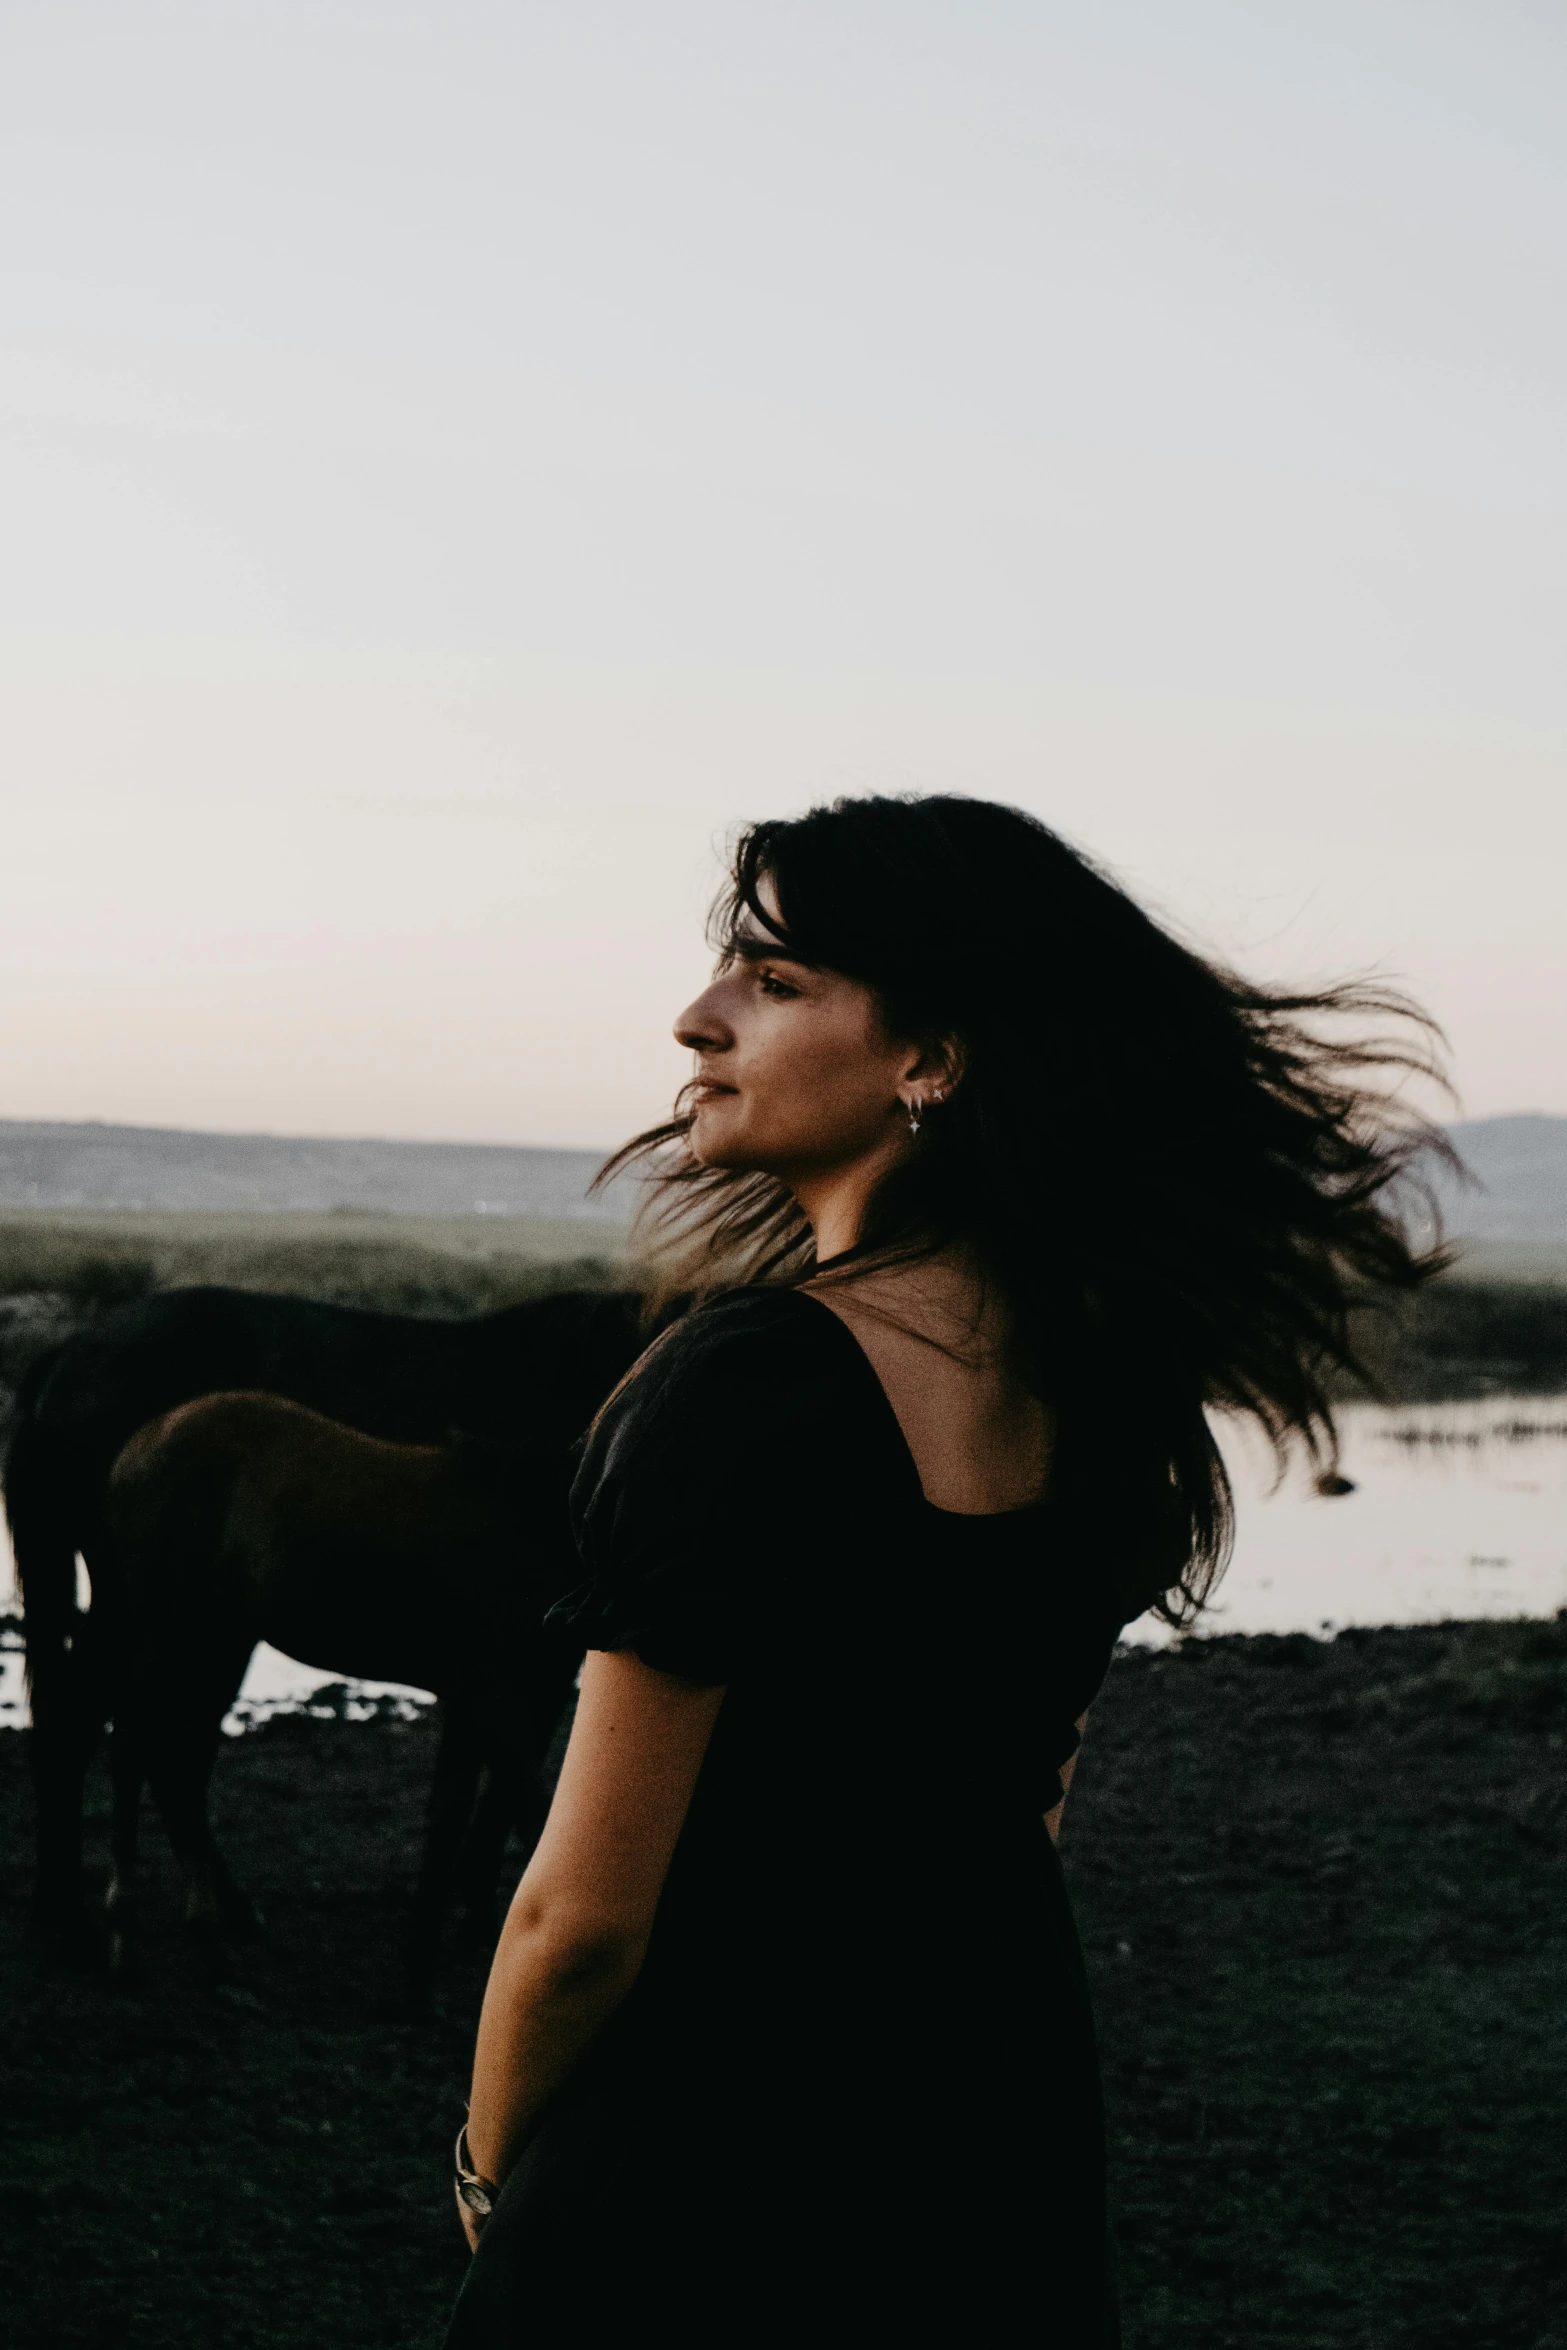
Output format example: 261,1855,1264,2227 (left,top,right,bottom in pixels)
98,1391,589,2002
2,1283,647,1949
